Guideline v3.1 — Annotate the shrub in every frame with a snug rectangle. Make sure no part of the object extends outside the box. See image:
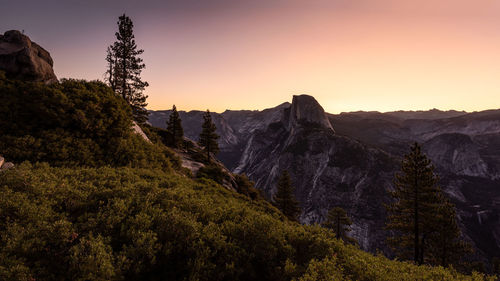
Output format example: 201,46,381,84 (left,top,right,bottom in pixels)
0,164,492,281
234,173,262,200
0,74,172,168
196,164,229,184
